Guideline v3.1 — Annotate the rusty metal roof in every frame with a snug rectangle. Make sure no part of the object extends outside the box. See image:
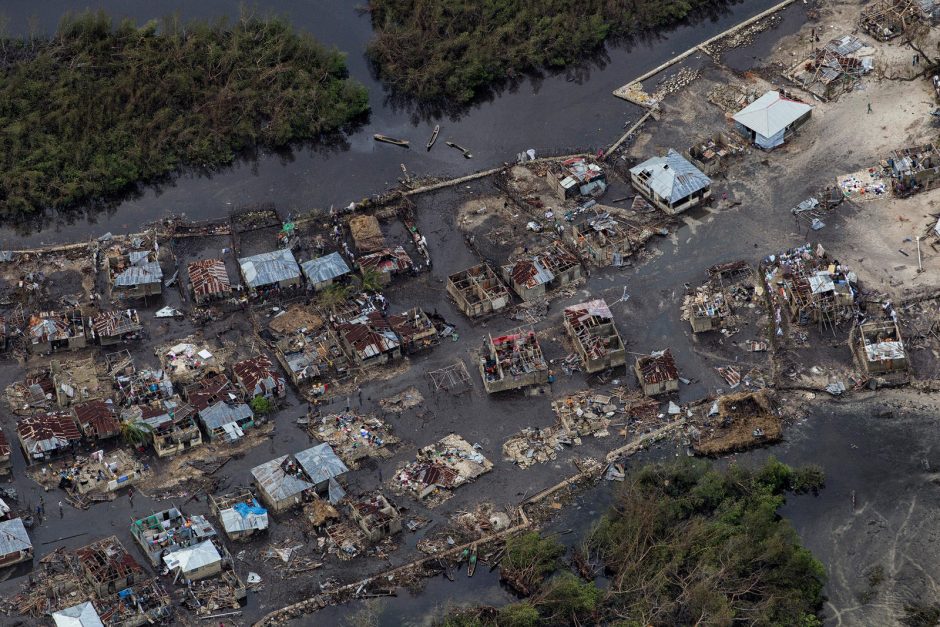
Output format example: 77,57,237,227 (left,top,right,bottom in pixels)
188,259,232,298
337,313,400,359
233,355,284,397
91,309,141,338
17,411,81,454
73,399,120,439
637,350,679,384
357,246,413,274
